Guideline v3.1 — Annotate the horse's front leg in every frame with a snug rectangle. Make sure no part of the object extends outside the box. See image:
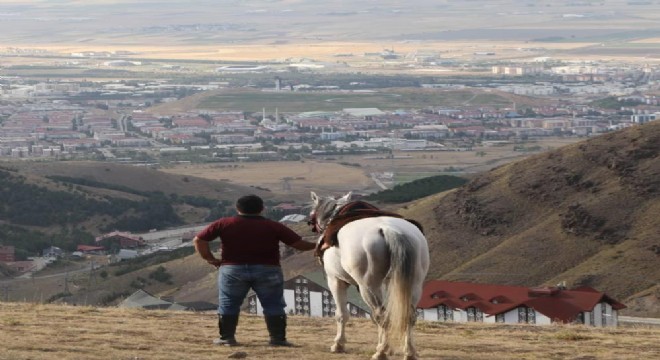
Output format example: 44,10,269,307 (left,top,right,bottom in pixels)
327,276,349,353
